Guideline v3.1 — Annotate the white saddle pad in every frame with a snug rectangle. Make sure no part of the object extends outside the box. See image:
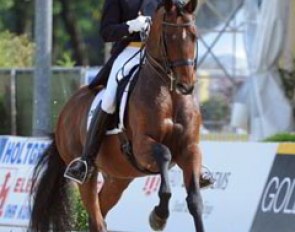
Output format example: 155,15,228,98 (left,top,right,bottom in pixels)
87,76,135,135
